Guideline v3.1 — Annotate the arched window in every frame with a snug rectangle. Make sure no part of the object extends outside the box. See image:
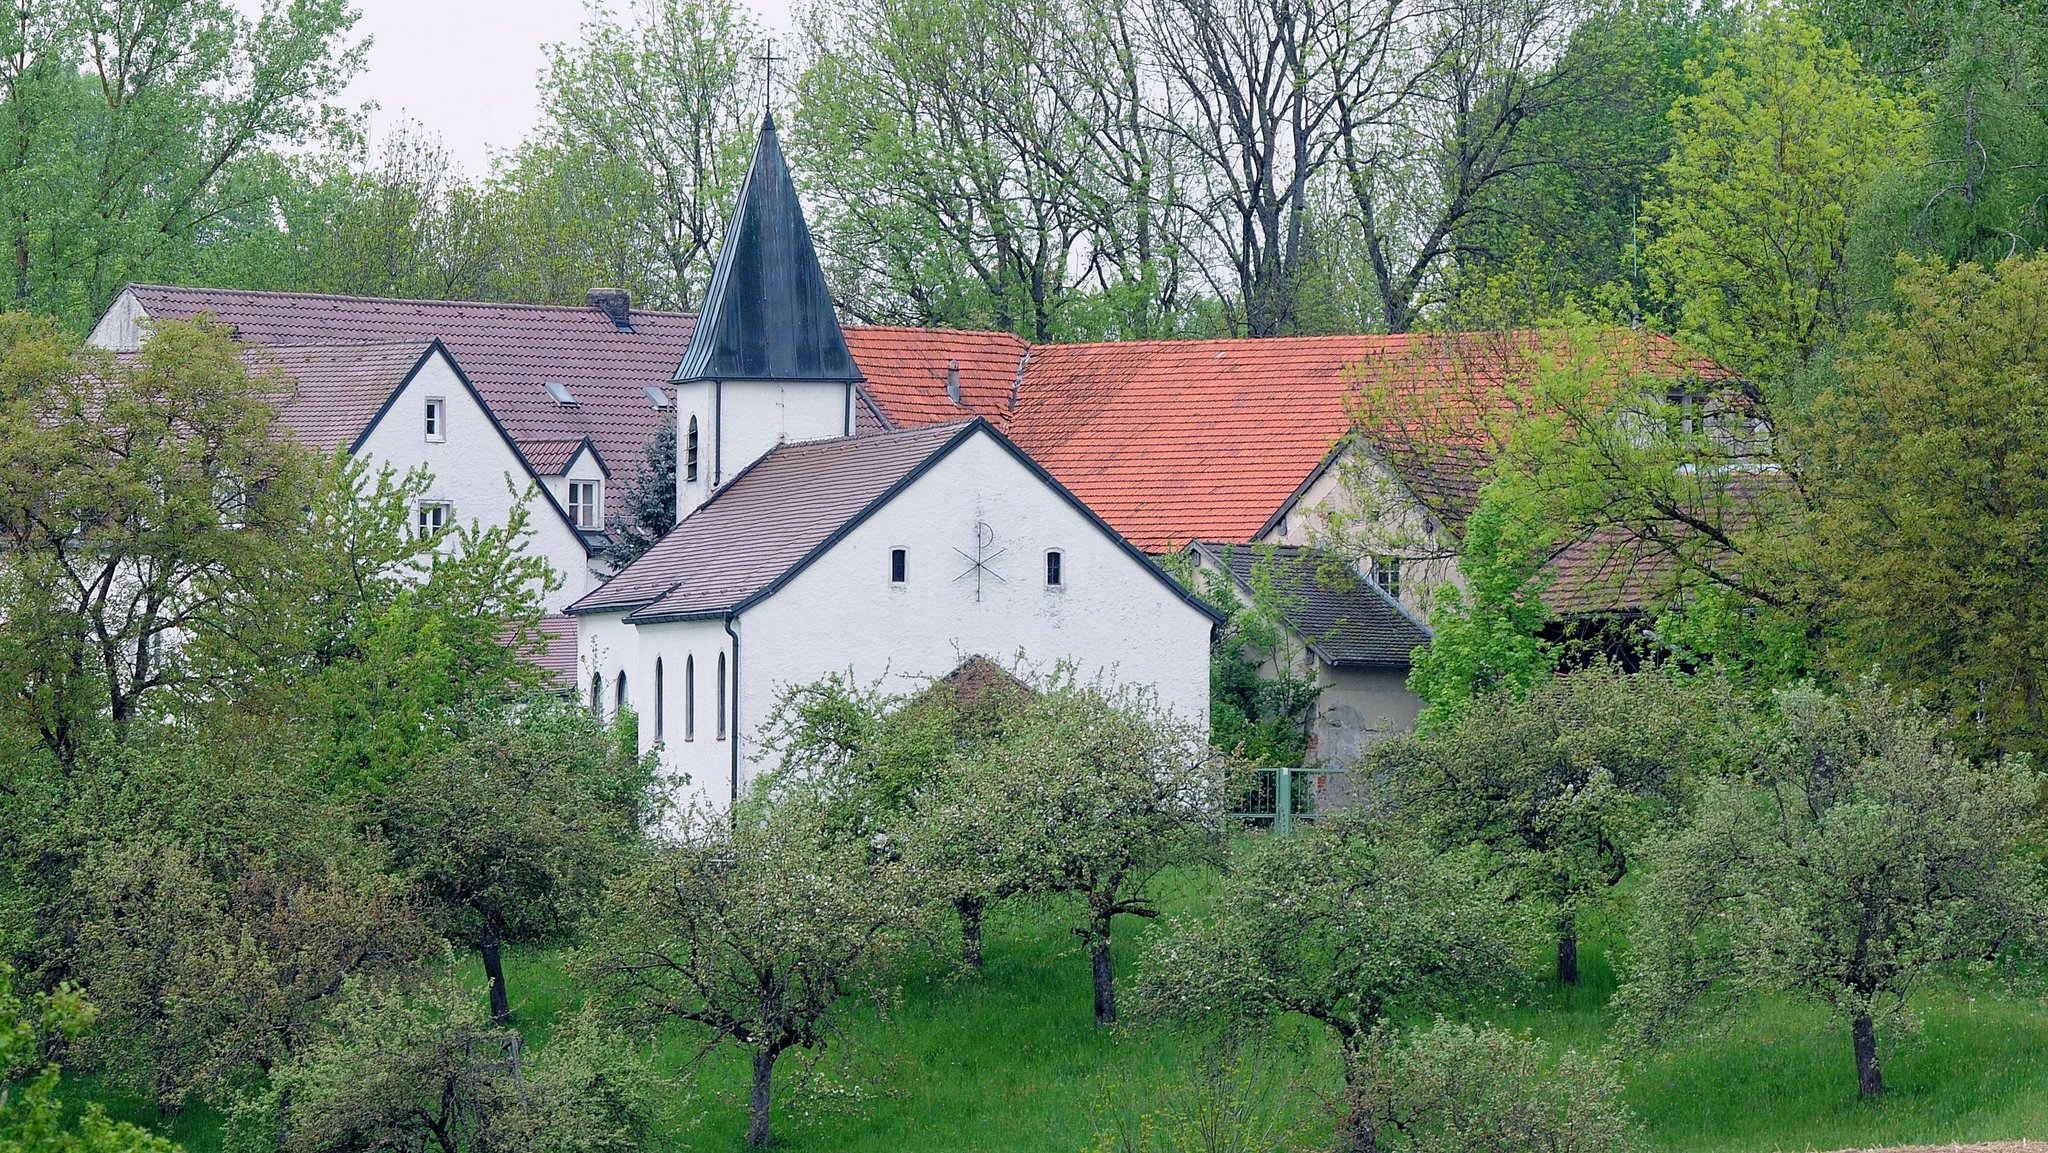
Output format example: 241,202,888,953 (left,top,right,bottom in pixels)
589,671,602,713
1045,550,1064,586
653,659,664,741
686,416,700,482
684,655,696,740
615,670,629,714
716,652,728,739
